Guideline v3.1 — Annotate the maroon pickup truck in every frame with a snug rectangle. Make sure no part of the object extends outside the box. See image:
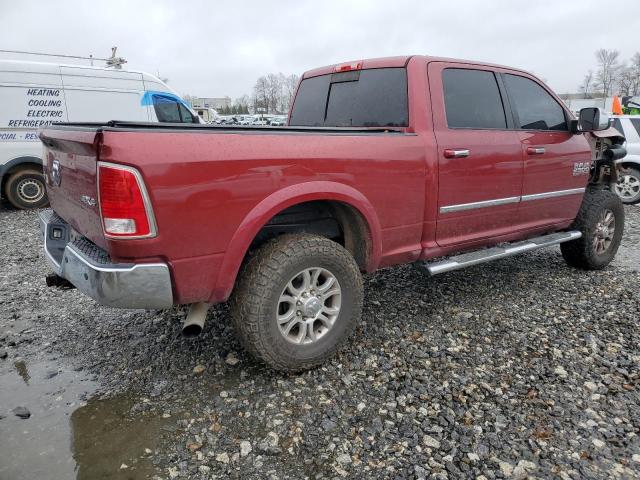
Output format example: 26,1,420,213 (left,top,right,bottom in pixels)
38,55,626,371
